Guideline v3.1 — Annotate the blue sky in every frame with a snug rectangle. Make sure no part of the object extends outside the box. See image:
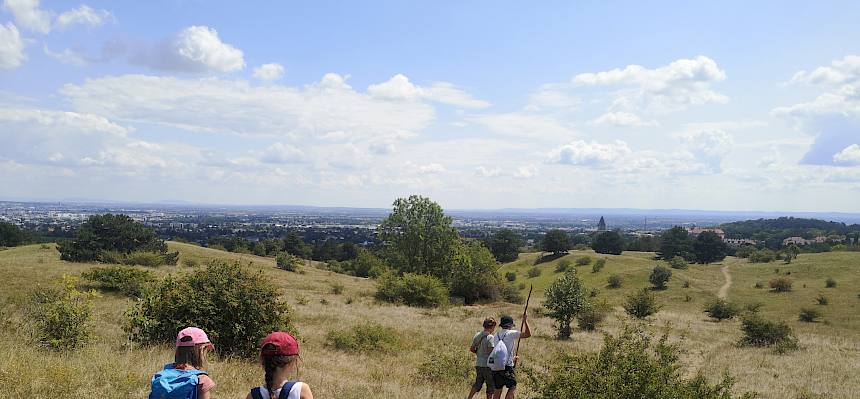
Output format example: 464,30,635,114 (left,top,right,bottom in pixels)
1,1,860,211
